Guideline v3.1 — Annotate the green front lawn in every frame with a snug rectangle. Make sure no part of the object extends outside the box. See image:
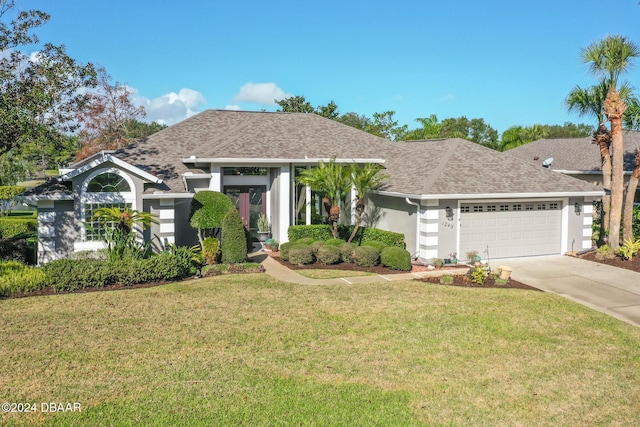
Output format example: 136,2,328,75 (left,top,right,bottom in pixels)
1,274,639,426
